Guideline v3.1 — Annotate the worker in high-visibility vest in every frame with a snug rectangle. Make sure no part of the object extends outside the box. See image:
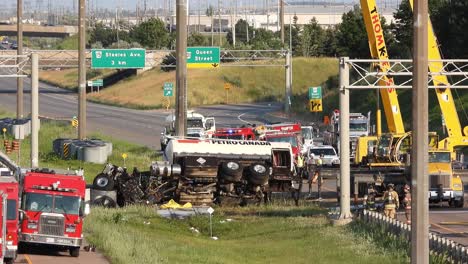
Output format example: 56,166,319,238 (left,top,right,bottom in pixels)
383,183,399,219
